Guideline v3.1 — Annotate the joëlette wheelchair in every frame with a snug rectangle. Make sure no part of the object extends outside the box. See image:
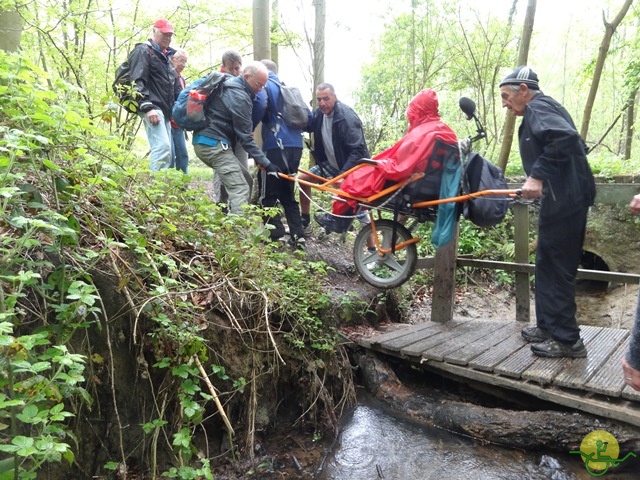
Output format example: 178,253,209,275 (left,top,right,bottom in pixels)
278,97,520,289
